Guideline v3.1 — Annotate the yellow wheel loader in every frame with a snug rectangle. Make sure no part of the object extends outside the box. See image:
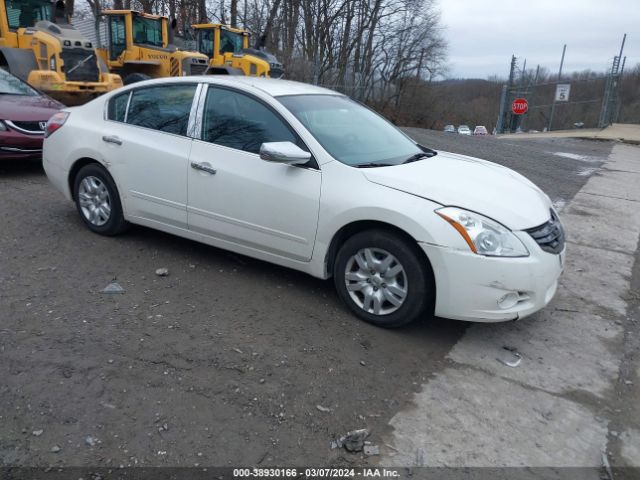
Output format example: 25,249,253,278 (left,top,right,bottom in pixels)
97,10,209,85
0,0,122,105
192,23,283,78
